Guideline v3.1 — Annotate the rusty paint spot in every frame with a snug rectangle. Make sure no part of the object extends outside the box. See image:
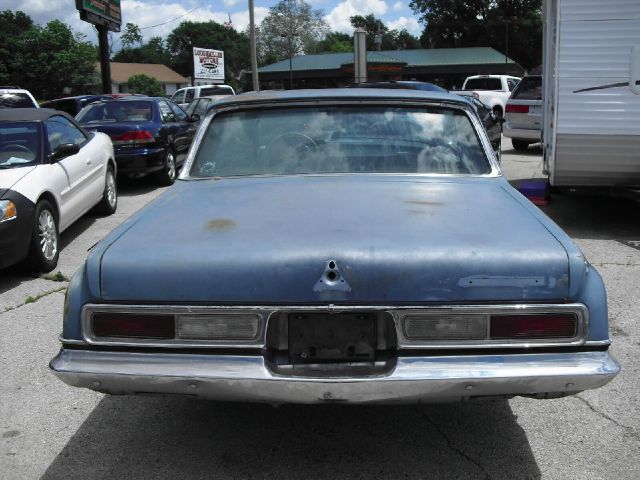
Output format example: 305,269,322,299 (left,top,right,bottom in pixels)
206,218,236,230
403,200,443,206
